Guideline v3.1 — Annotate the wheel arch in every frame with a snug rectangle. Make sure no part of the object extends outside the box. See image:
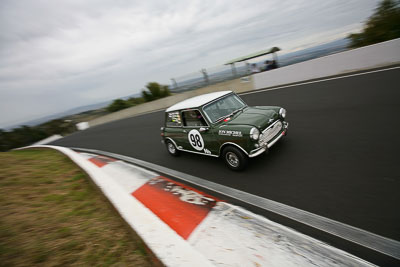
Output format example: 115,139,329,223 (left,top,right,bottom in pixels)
219,142,249,157
165,137,178,148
